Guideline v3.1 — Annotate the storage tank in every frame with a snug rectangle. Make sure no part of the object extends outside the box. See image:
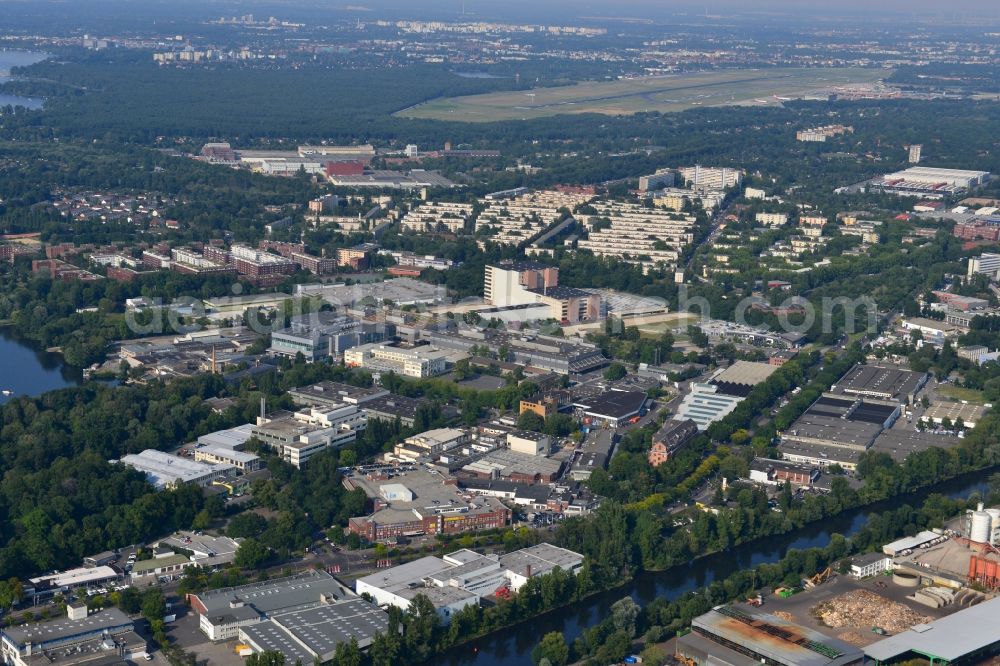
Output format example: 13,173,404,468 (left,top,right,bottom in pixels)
986,508,1000,544
970,510,993,544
